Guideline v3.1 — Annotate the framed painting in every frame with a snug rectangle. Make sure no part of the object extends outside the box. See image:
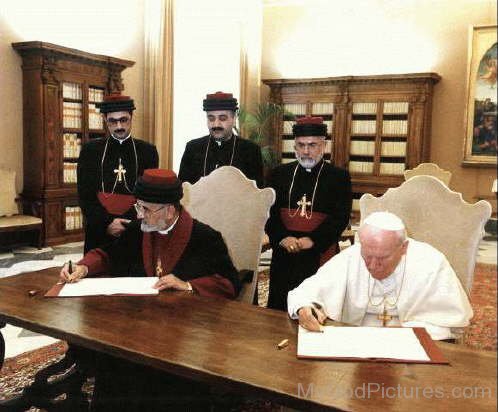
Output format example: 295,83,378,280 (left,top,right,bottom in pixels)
463,25,497,167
